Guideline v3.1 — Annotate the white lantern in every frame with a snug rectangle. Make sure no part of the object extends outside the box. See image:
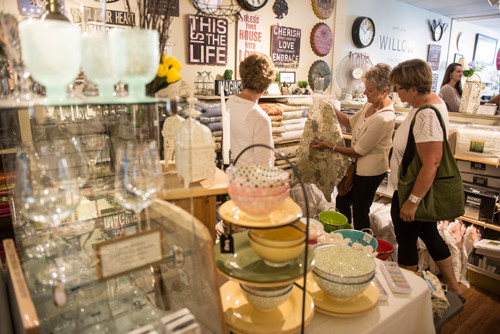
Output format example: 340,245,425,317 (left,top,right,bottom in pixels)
174,98,216,187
